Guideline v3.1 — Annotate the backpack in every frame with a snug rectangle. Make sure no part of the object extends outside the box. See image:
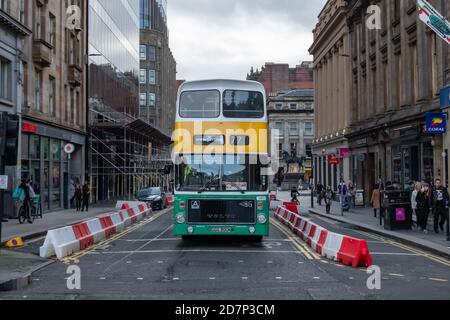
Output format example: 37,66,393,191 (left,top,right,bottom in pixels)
12,187,25,202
